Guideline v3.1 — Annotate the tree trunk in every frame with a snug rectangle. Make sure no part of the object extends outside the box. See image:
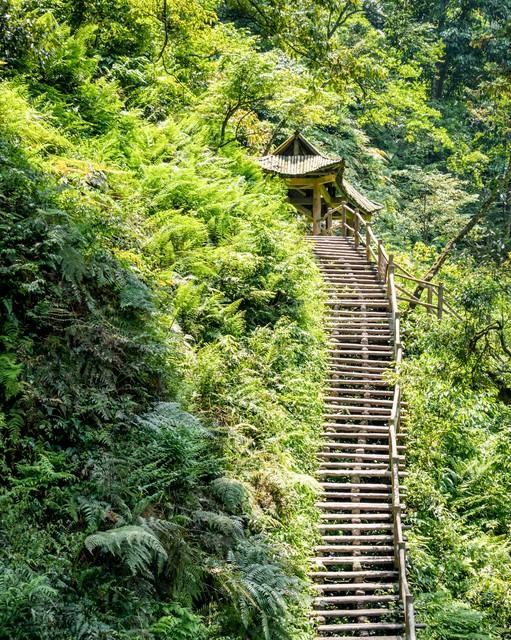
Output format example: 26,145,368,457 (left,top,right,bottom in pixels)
432,0,448,99
409,155,511,305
